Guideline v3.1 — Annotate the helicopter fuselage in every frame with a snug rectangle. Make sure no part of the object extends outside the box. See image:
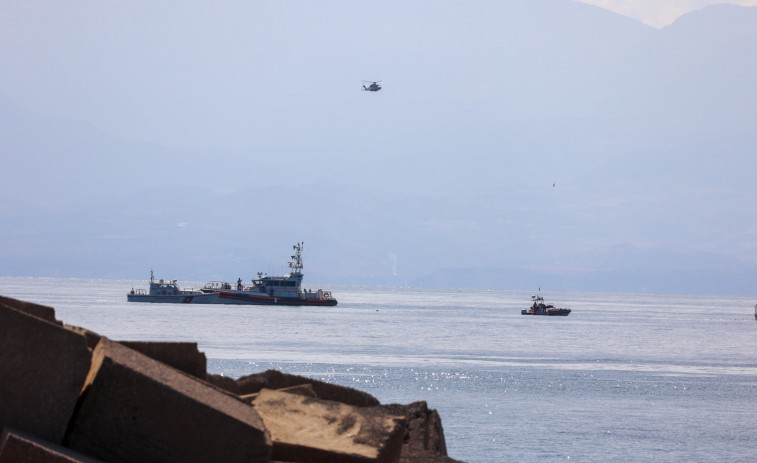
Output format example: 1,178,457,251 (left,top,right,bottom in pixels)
362,81,382,91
